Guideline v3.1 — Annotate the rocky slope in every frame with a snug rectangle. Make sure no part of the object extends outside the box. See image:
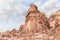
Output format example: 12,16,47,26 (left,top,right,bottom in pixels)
0,4,60,40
